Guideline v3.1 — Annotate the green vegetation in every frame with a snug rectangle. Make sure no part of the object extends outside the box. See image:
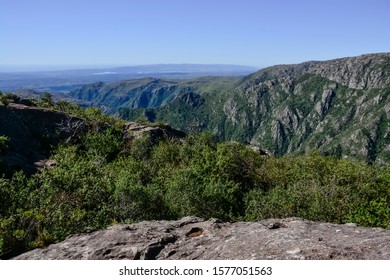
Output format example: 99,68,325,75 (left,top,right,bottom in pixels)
0,92,21,106
1,99,389,258
0,136,9,154
38,92,54,107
